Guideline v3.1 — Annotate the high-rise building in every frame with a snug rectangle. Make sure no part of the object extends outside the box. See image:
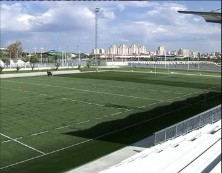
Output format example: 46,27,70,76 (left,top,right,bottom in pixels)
139,45,147,54
178,48,191,57
128,44,139,55
157,45,165,55
109,44,118,55
92,48,100,54
118,44,128,55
